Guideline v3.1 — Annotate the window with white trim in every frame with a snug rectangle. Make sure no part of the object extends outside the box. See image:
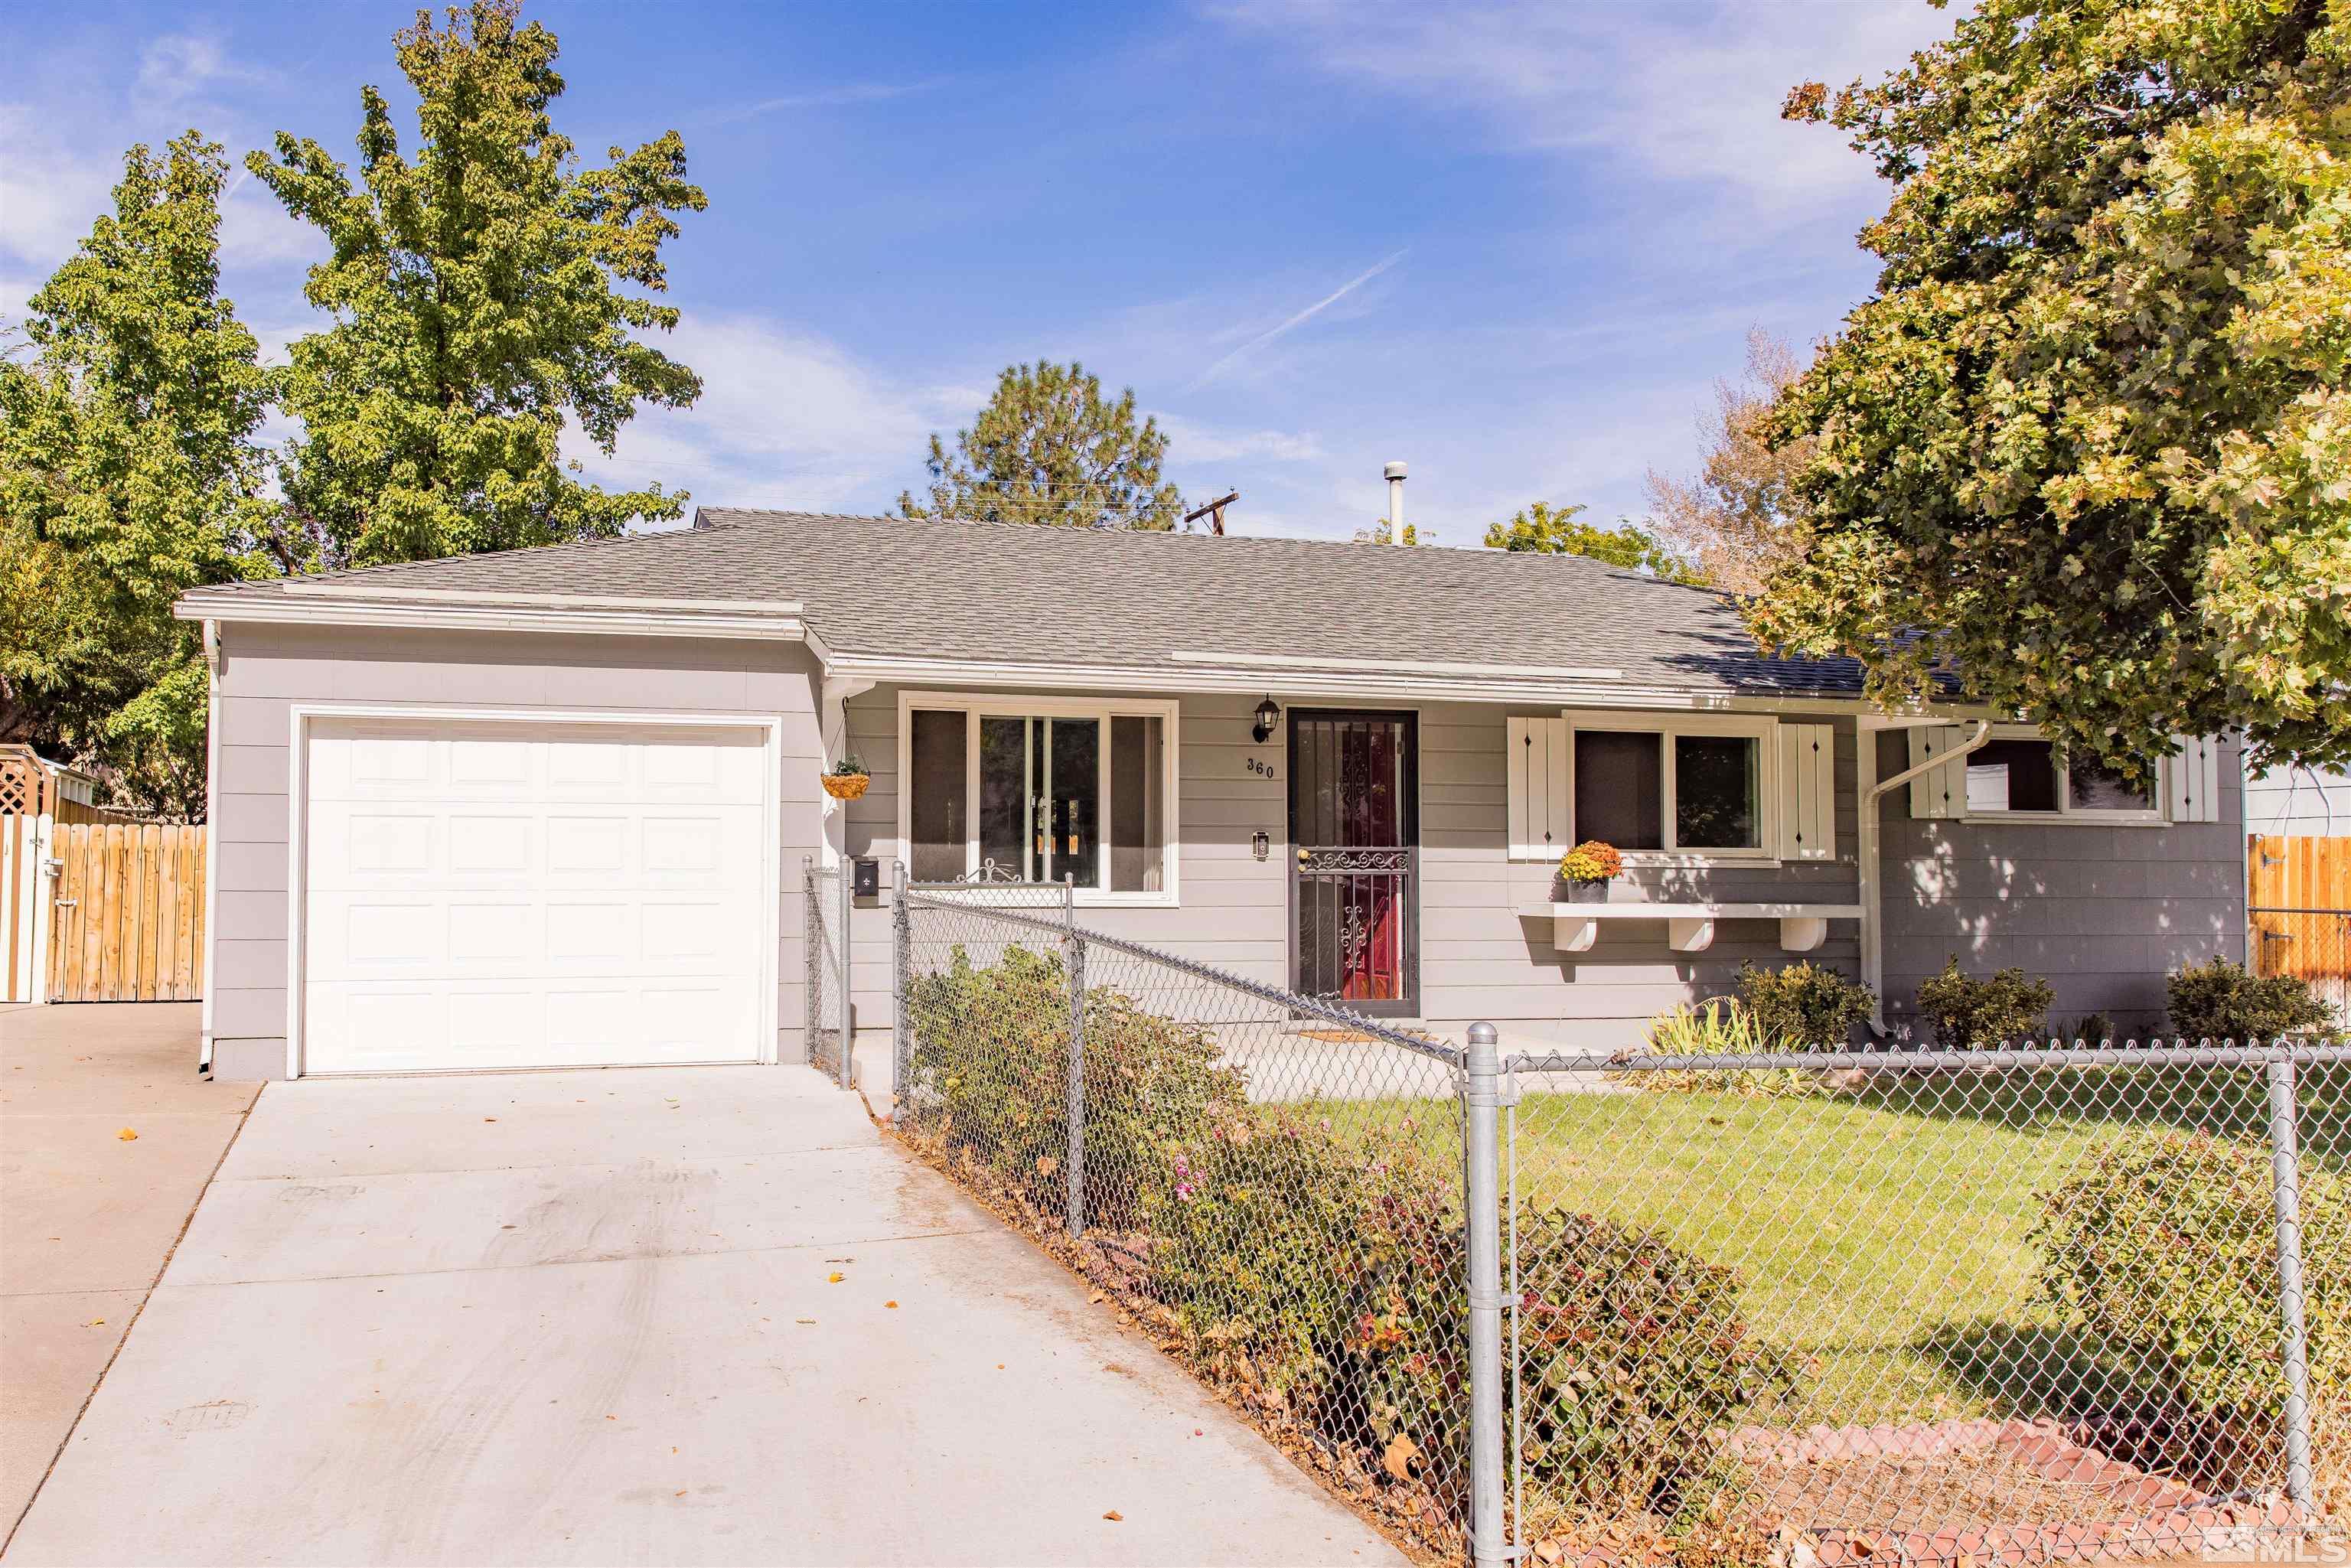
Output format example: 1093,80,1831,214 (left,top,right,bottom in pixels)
1962,728,2160,821
899,694,1177,900
1567,713,1778,860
